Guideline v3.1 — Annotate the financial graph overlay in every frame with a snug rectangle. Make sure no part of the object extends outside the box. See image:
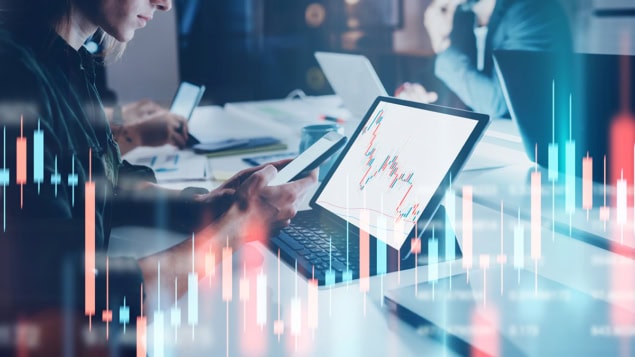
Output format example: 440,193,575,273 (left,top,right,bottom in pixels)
5,93,635,356
316,101,478,249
